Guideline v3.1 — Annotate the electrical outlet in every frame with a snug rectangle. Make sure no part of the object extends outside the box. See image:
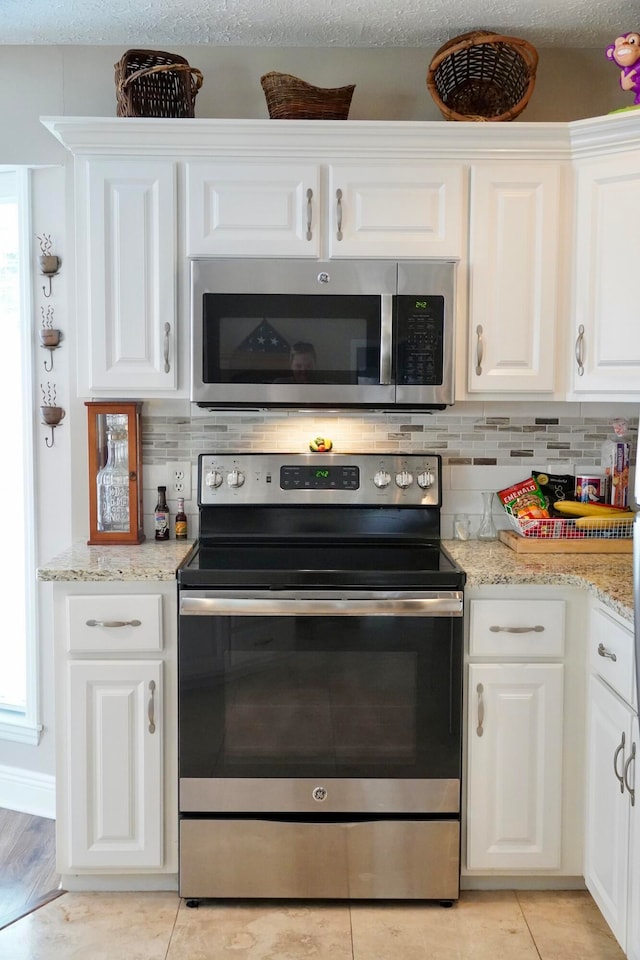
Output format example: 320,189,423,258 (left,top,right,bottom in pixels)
167,461,192,499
